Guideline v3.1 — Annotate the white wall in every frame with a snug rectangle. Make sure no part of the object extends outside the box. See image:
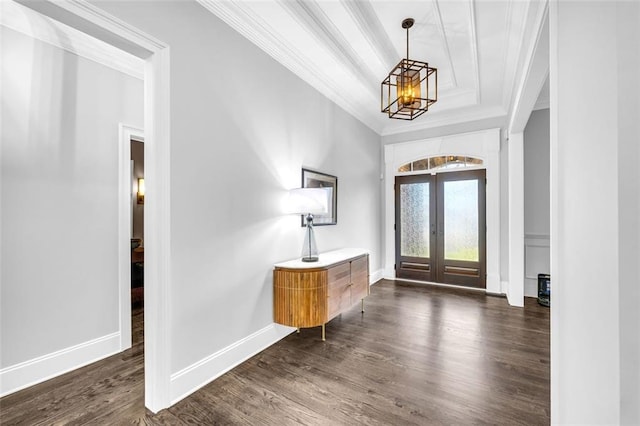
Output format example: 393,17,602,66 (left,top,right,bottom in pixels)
499,131,509,291
90,0,382,400
617,2,640,423
0,27,143,387
550,1,639,423
523,109,550,297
